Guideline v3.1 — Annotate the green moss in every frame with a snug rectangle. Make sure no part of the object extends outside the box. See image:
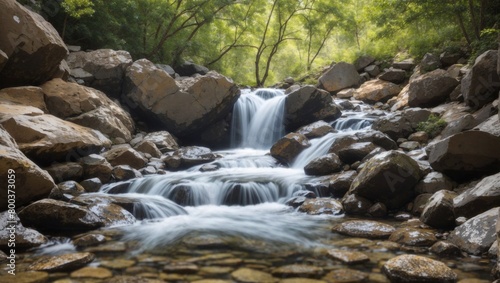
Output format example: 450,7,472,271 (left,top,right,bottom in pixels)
416,114,447,138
